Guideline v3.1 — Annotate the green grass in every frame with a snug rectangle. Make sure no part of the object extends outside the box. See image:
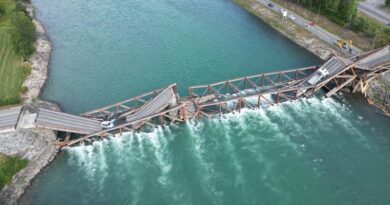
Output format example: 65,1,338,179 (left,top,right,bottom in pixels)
0,153,28,190
0,0,32,106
